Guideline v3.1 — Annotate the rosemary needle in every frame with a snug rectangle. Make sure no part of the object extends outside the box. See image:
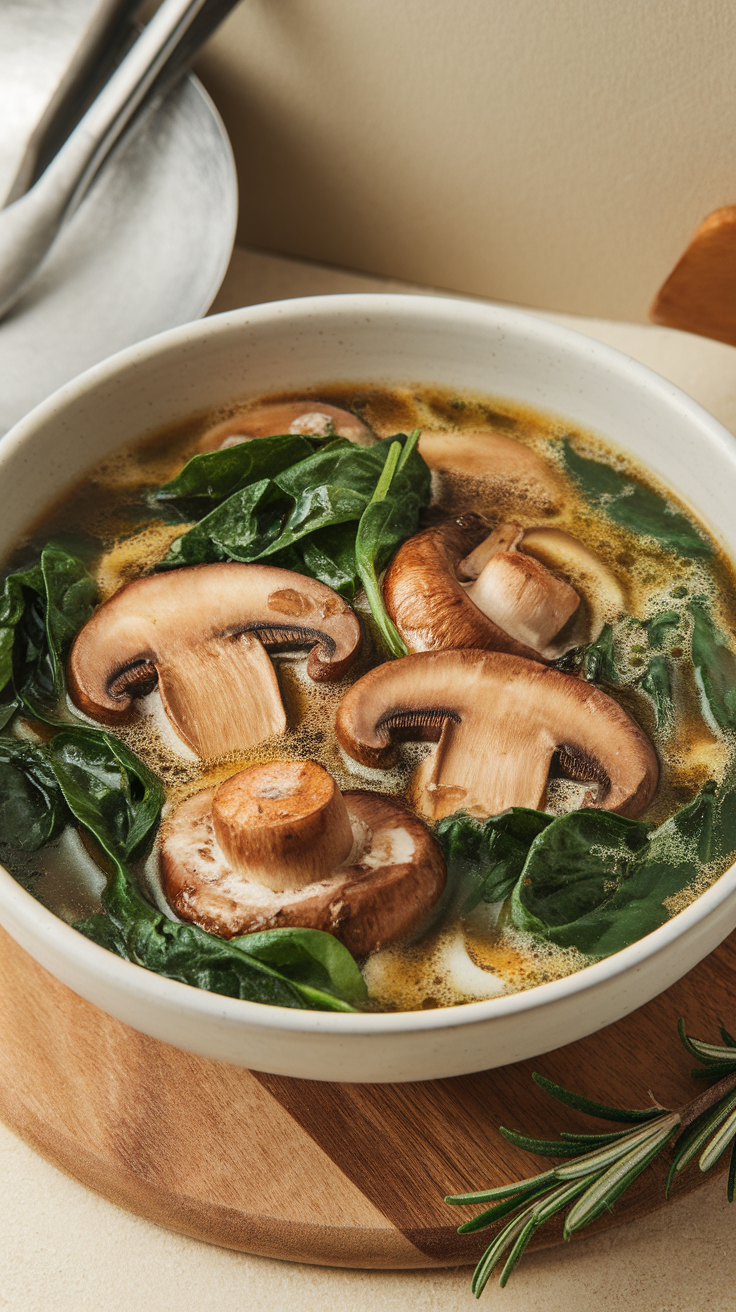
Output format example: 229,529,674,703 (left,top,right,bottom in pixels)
446,1015,736,1295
